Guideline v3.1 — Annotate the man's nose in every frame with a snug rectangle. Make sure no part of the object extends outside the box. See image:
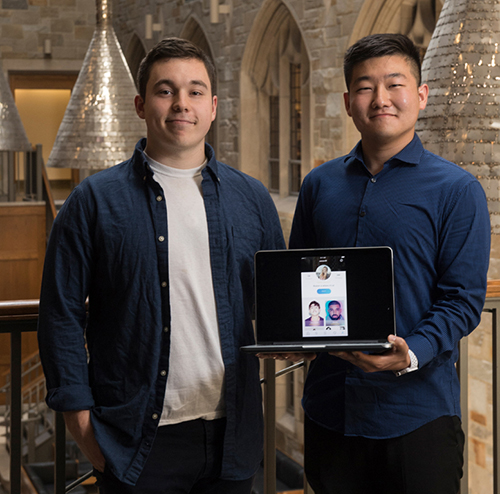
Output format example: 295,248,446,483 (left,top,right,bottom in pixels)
372,85,390,108
173,92,189,111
